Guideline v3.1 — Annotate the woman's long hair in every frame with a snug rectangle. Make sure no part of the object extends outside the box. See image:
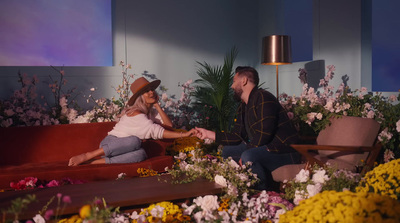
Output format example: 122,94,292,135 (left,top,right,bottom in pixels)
119,95,152,118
